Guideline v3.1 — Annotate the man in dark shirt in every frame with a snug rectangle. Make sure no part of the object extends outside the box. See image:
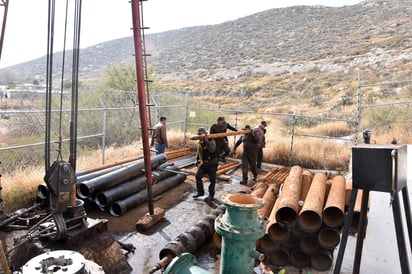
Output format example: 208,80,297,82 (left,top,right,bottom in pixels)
193,127,218,202
233,125,259,185
209,116,237,163
255,120,267,169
